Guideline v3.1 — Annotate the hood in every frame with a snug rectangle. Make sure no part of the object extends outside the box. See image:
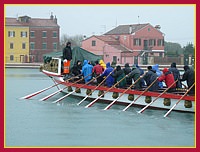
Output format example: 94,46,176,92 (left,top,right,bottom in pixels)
132,64,137,70
116,65,121,71
106,62,111,68
99,60,105,65
163,68,169,74
125,63,130,68
83,60,88,66
184,65,190,71
152,64,159,71
136,64,140,69
171,62,176,68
